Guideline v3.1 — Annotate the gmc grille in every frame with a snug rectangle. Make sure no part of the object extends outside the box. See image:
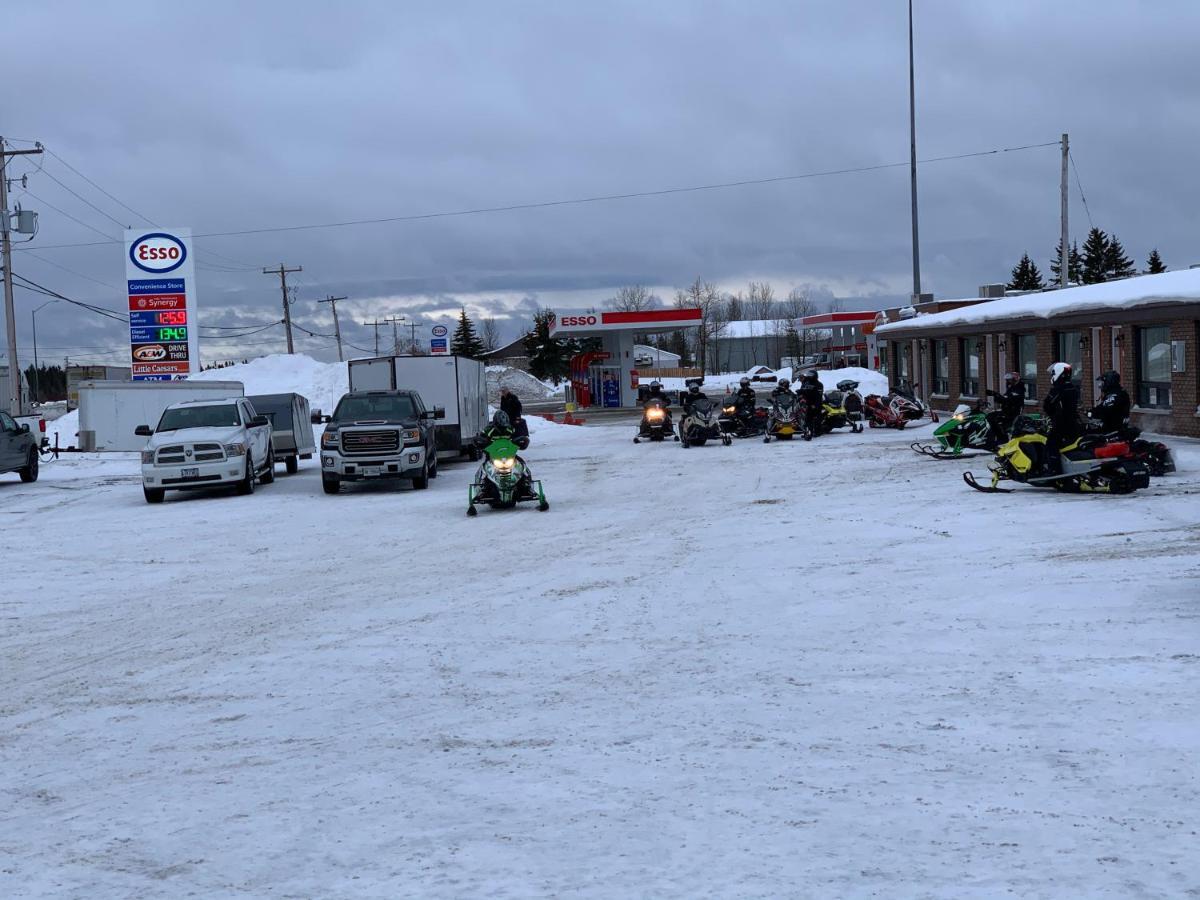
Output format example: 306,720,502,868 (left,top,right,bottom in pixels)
342,429,400,455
